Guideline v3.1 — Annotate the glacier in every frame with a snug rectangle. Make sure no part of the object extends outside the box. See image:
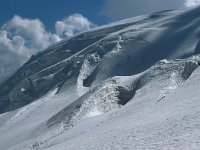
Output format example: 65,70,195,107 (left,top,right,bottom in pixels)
0,6,200,150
